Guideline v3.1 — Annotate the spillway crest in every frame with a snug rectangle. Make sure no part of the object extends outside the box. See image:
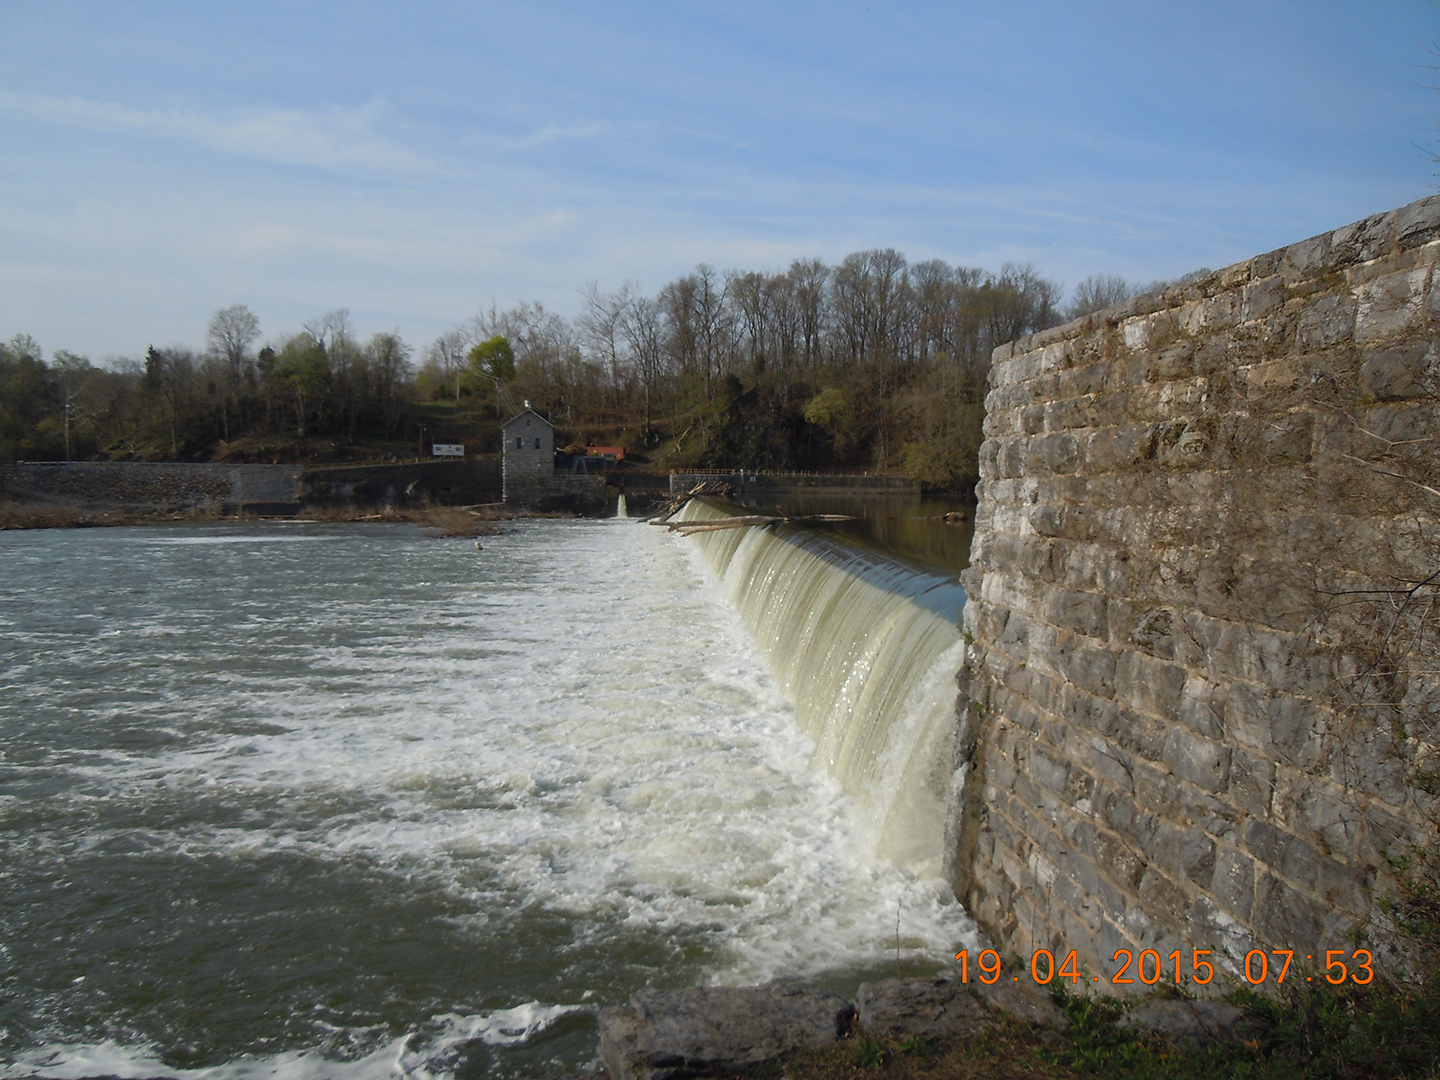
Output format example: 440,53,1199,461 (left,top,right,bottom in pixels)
675,499,967,876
